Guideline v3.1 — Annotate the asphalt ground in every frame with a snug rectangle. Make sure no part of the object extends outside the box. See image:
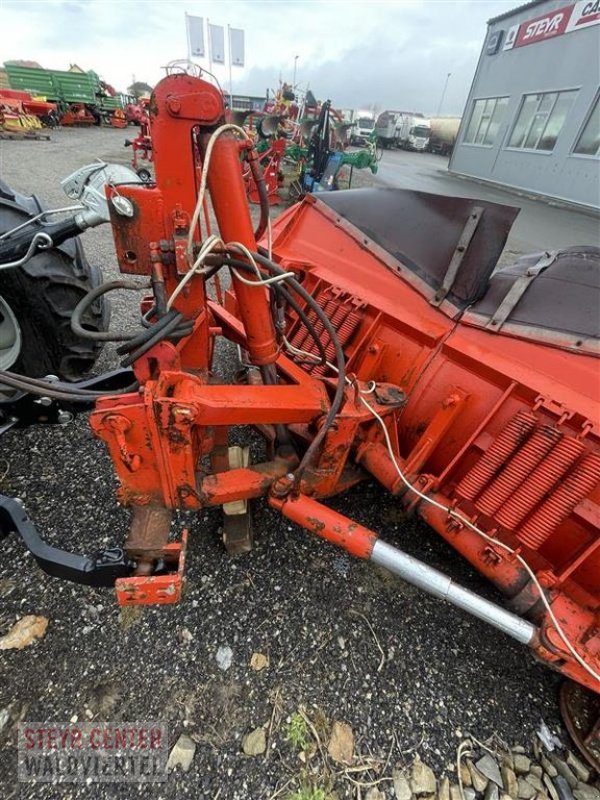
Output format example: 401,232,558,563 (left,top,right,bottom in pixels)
0,127,567,799
373,147,599,255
